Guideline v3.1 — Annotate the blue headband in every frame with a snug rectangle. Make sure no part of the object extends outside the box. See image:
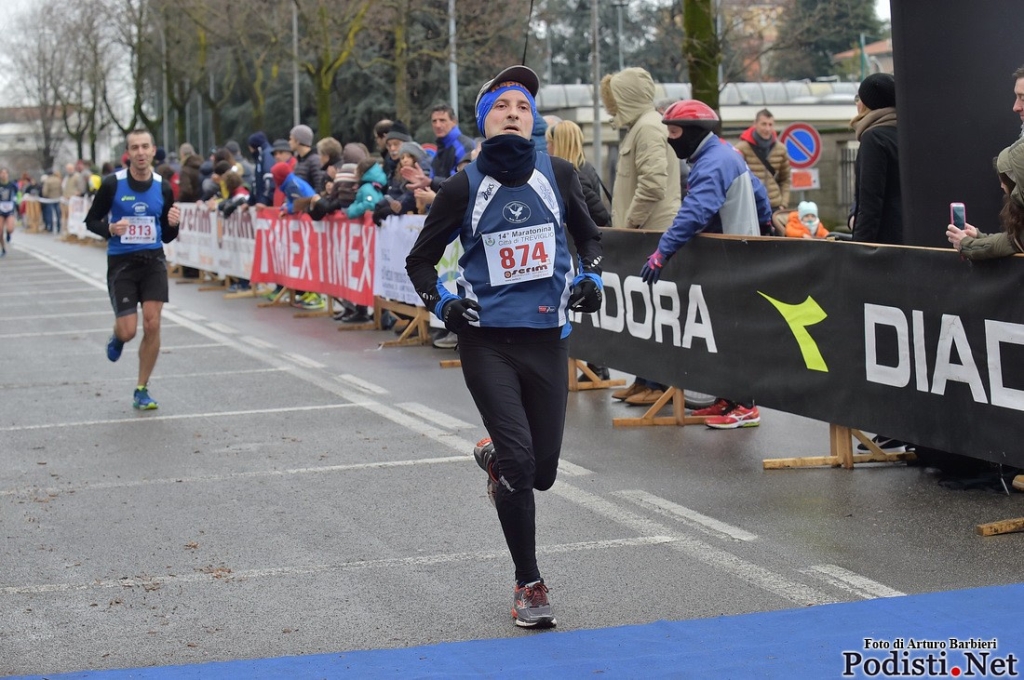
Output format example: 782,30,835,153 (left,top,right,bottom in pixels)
475,84,538,135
